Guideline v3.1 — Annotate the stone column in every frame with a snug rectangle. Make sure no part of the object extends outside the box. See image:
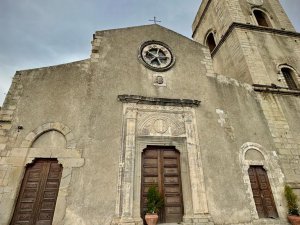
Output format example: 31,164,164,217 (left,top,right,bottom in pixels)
184,109,209,215
115,105,139,224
